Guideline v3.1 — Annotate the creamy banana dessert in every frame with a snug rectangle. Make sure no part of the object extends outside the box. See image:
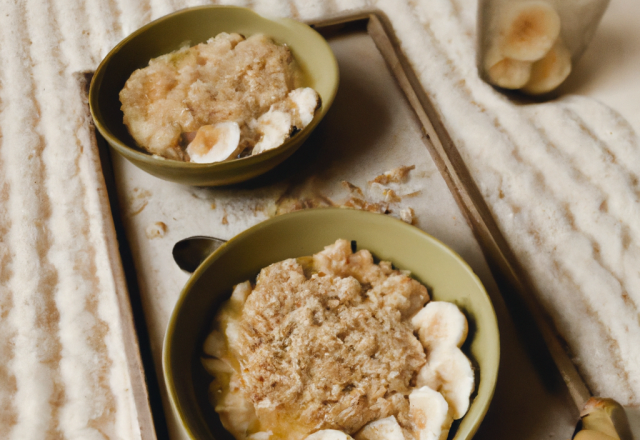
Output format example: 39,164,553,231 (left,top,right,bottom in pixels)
119,33,319,162
202,240,474,440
